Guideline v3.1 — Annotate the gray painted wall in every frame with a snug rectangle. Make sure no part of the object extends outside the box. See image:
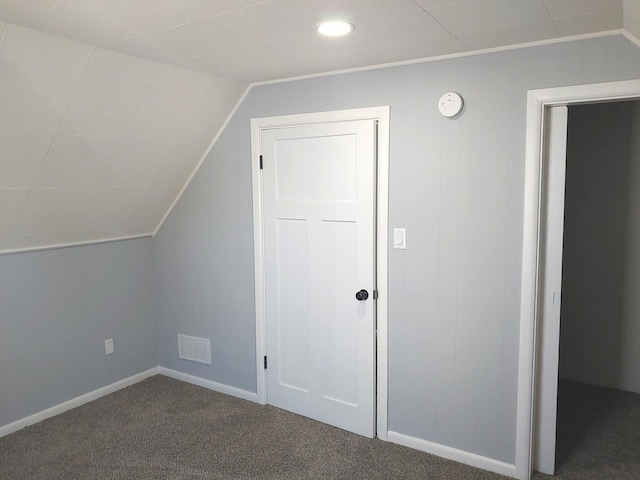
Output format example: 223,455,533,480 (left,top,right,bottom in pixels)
560,101,640,394
0,238,156,428
153,35,640,465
